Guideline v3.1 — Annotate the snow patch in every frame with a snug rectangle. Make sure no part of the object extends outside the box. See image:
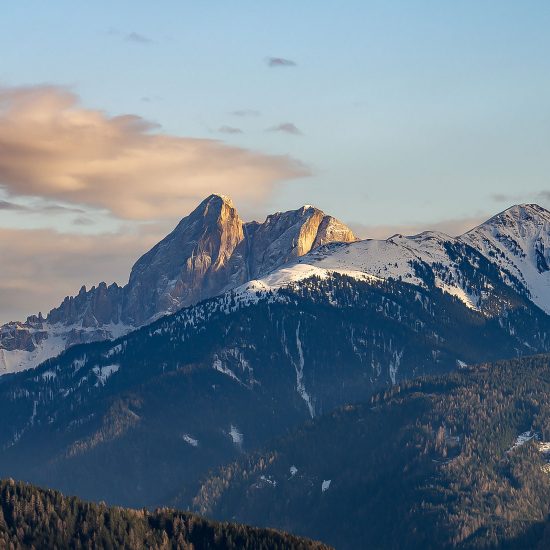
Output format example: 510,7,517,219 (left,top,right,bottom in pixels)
389,350,403,385
182,434,199,447
260,475,277,487
229,425,243,447
436,282,478,310
212,357,241,383
92,364,120,386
